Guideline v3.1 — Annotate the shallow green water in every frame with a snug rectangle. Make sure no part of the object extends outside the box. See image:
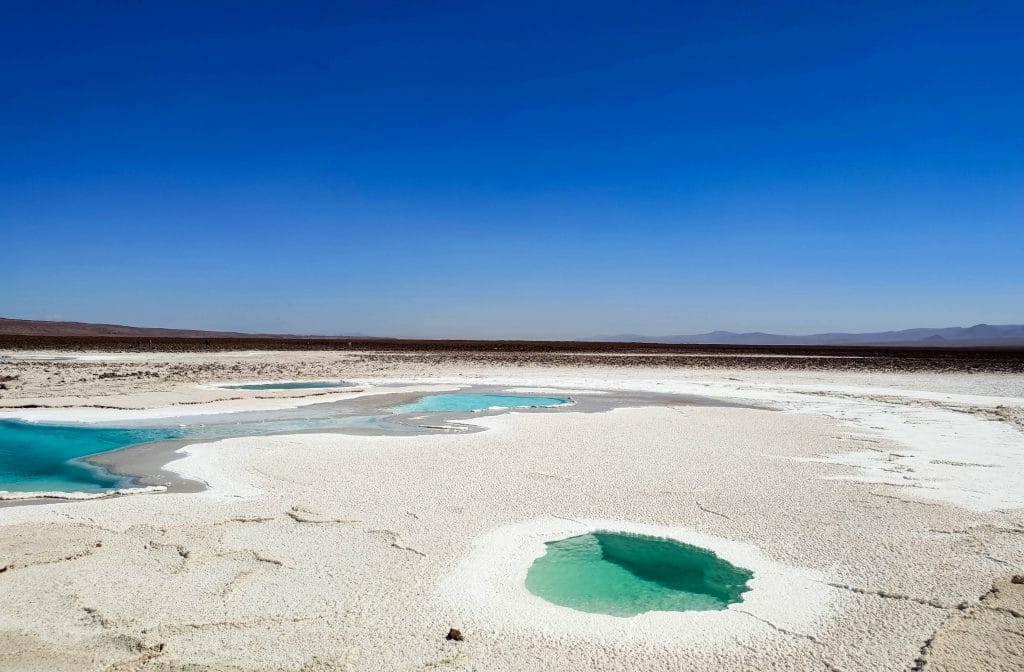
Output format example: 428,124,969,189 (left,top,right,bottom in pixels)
525,531,753,616
394,393,569,413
